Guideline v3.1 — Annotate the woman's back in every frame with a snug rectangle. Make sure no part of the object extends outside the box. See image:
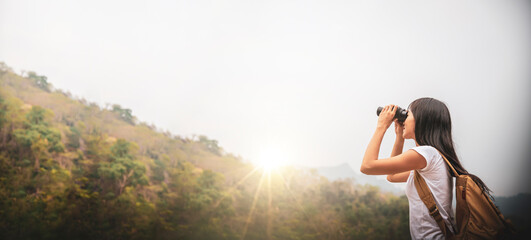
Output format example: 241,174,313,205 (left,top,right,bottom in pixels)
406,145,455,240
